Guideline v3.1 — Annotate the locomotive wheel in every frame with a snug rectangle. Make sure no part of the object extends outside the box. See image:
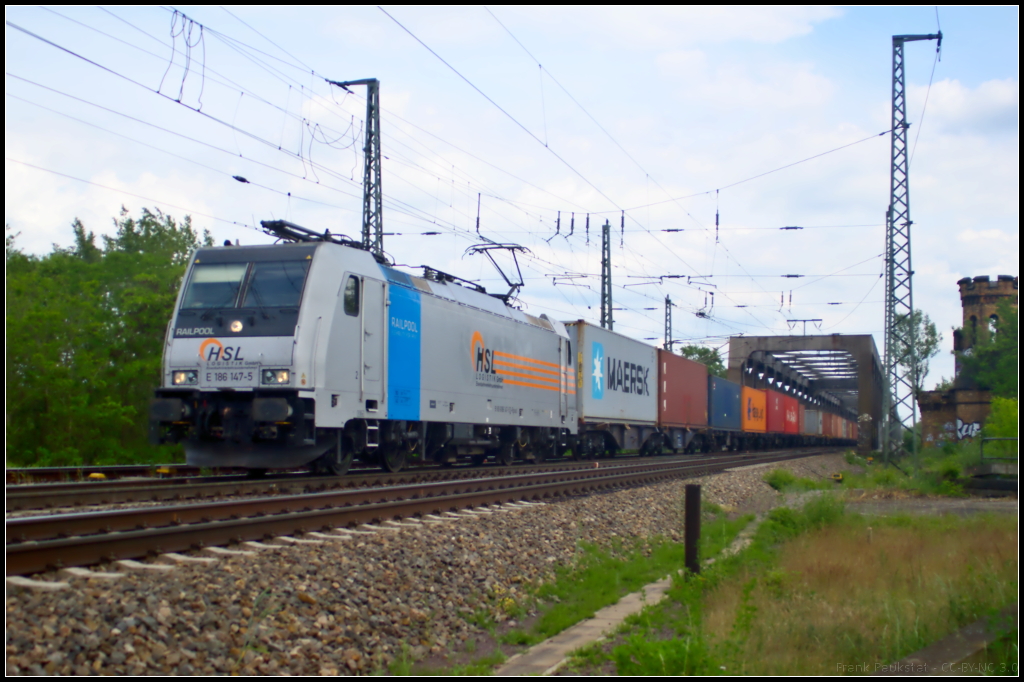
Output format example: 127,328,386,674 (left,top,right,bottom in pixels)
314,432,353,476
381,443,407,473
497,442,515,466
